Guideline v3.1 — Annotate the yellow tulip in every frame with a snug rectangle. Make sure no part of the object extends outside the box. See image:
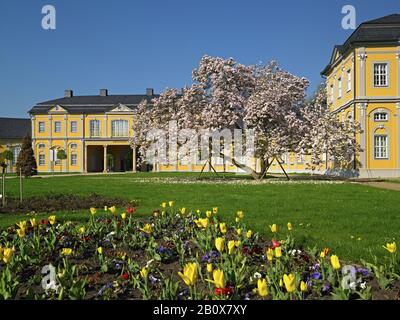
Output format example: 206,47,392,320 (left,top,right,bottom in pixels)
178,262,198,286
219,223,227,234
17,228,26,238
140,223,153,234
2,248,14,264
270,224,277,233
194,218,208,229
246,230,252,239
236,211,244,219
48,215,56,225
279,278,283,287
330,255,341,270
228,240,235,254
206,263,213,273
79,226,86,234
210,269,225,289
109,206,116,214
287,222,293,231
266,248,273,261
235,217,240,223
235,240,241,247
257,278,268,297
320,251,325,258
215,237,225,253
17,220,27,230
212,207,218,214
168,201,174,208
180,208,186,215
90,207,97,215
161,202,167,209
61,248,73,256
206,210,212,218
300,281,308,292
283,274,296,293
121,213,127,220
383,242,397,254
236,228,242,236
274,247,282,258
140,267,149,279
97,247,103,255
30,218,37,229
